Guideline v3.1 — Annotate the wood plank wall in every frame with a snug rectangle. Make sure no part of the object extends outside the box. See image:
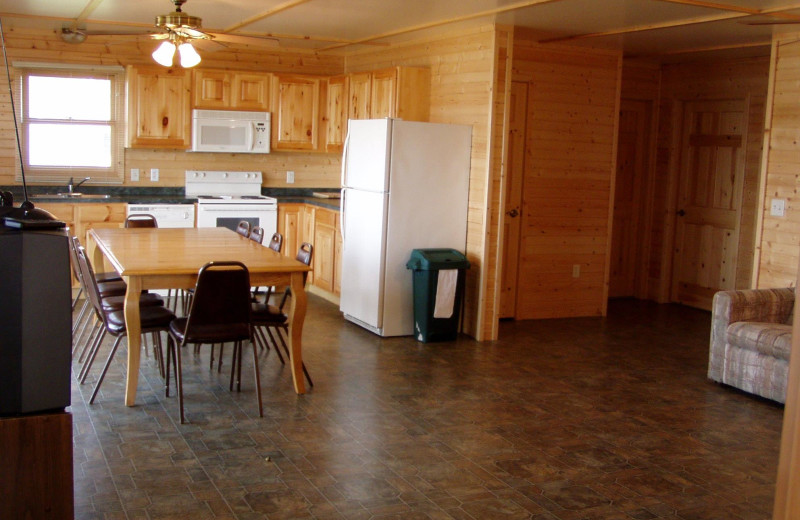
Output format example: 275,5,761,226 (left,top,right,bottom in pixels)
756,36,800,289
0,26,344,188
345,24,505,340
510,36,622,319
655,56,769,297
